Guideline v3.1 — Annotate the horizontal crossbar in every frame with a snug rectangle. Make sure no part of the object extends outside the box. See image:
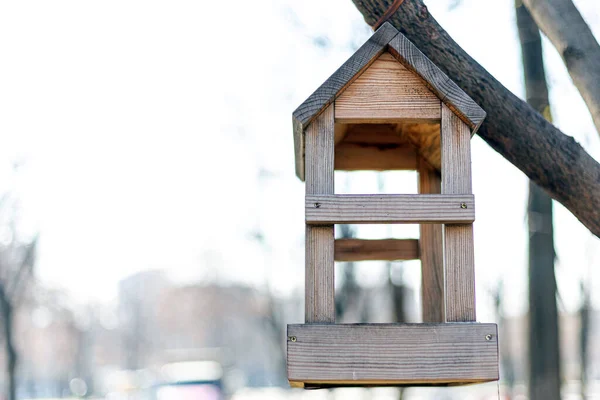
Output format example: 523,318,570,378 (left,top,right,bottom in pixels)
335,142,418,171
306,194,474,224
334,238,419,261
287,323,499,387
